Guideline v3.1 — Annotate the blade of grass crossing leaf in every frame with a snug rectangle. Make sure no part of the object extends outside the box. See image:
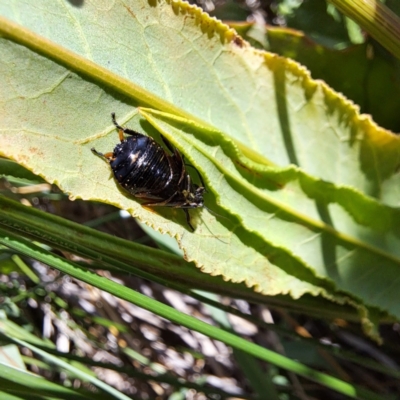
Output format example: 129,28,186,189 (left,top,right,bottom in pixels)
0,195,234,297
0,338,131,400
0,308,130,399
2,196,341,320
0,392,24,400
201,292,279,398
0,317,238,400
0,390,51,400
0,361,93,400
3,209,390,383
0,229,384,399
11,255,40,284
